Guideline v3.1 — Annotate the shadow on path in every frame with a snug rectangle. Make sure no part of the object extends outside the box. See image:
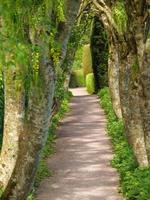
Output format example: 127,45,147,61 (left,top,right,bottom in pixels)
36,87,123,200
